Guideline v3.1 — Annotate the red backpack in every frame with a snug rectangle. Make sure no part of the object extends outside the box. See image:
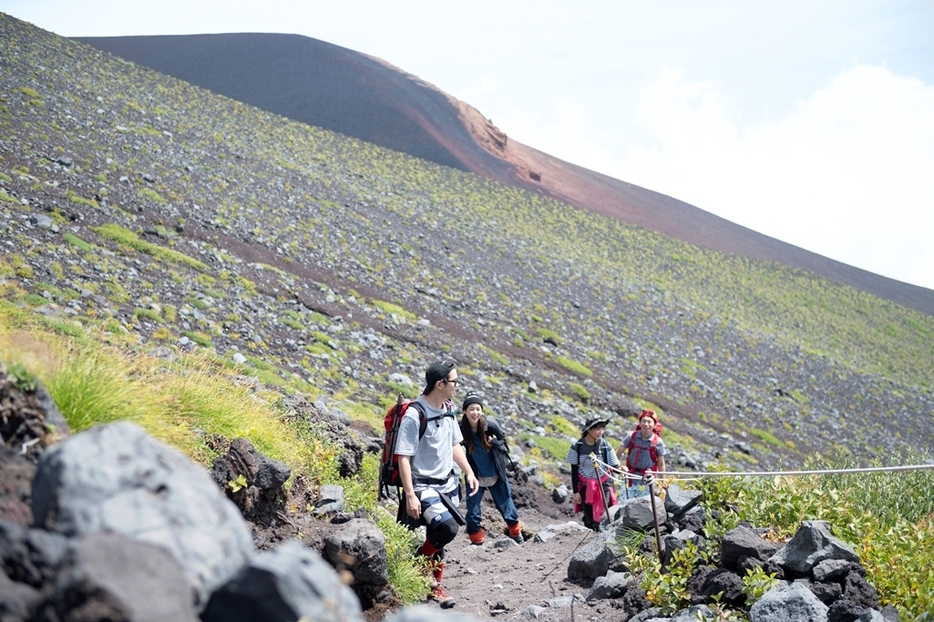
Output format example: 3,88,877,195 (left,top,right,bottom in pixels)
377,396,454,499
624,412,663,475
